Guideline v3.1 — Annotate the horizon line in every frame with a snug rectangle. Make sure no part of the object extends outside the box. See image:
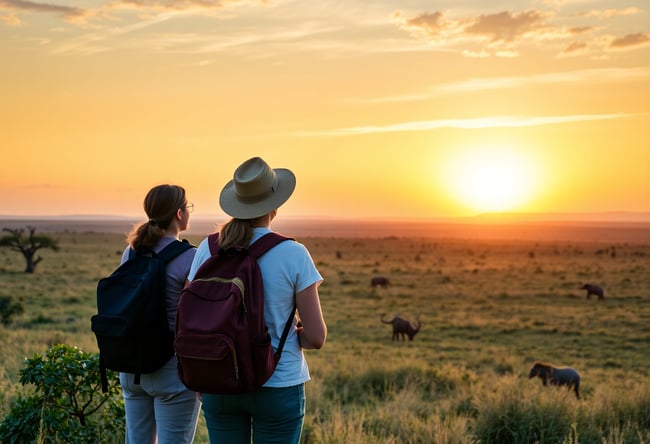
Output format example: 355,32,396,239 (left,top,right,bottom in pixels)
1,211,649,224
